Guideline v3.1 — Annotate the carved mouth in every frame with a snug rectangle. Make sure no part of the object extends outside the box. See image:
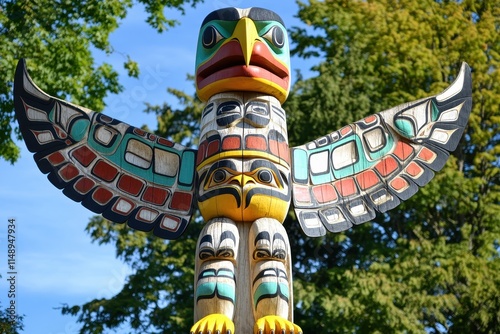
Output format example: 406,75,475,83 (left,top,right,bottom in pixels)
196,40,289,91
